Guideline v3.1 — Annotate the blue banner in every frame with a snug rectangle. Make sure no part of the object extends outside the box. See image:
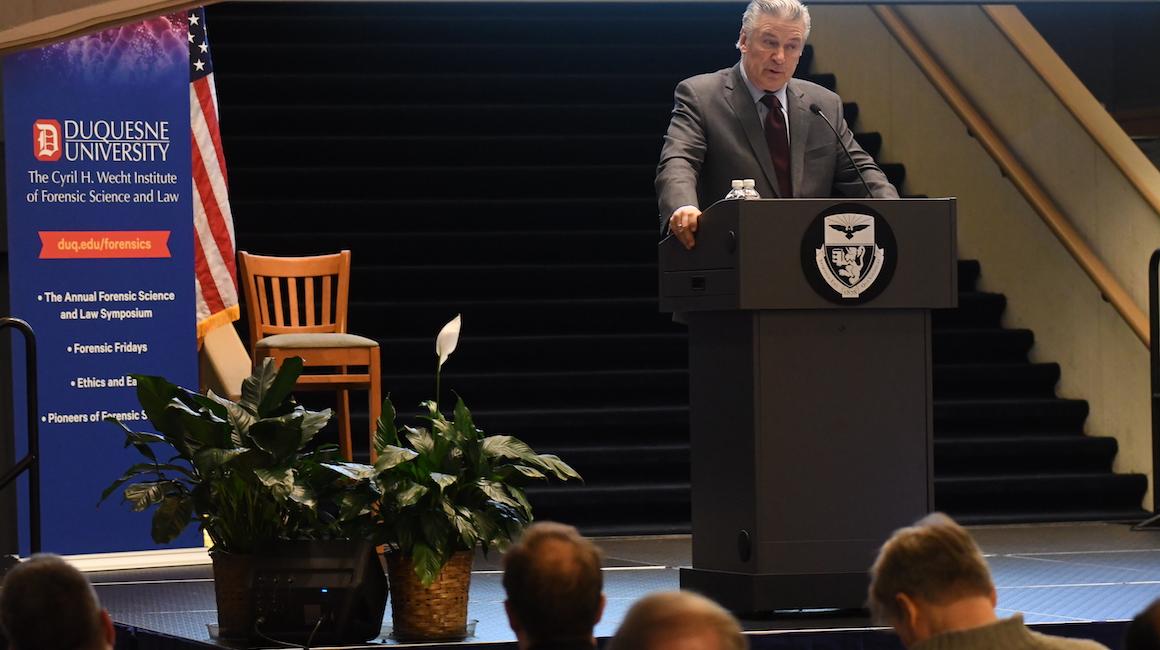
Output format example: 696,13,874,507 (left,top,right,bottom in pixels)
3,14,201,554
